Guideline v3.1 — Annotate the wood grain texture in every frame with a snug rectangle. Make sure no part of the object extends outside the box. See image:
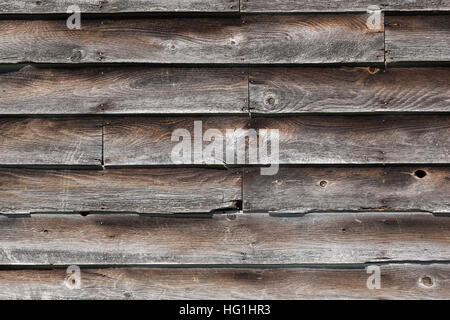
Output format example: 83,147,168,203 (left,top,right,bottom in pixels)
241,0,450,12
0,118,102,165
249,115,450,164
0,0,239,13
0,264,448,299
0,212,448,265
250,67,450,113
0,66,248,115
104,115,450,165
386,15,450,63
0,168,241,215
244,167,450,214
0,15,384,64
104,116,249,165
